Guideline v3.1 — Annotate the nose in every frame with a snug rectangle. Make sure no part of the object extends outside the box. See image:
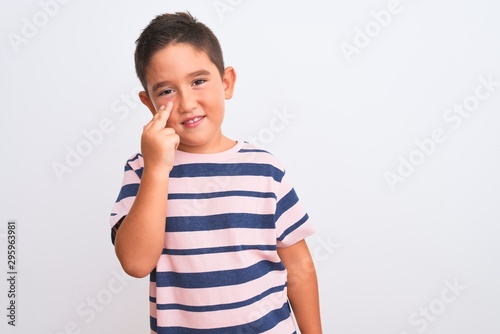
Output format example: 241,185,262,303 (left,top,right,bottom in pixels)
177,89,197,114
